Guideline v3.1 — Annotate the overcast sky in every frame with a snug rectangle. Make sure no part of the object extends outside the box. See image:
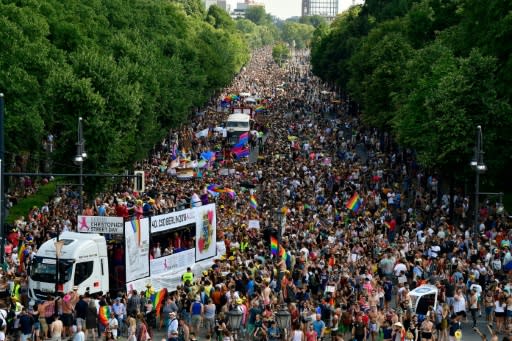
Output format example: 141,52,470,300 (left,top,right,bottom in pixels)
227,0,364,19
